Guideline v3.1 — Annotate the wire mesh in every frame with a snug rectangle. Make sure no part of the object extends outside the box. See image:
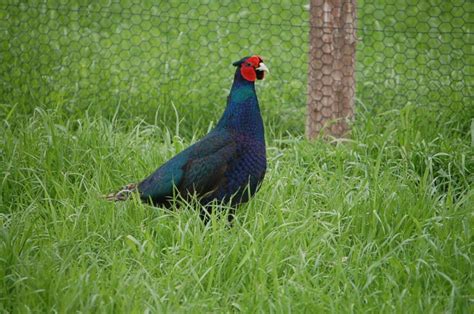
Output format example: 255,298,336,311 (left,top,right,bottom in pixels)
356,0,473,119
0,1,472,134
